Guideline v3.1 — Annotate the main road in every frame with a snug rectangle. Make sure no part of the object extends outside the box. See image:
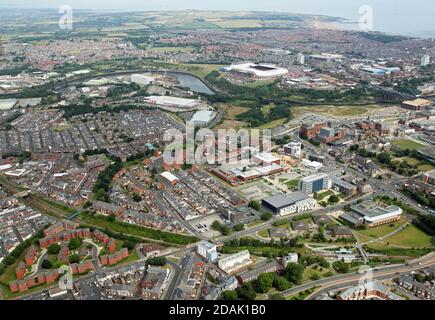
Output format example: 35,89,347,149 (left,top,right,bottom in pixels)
281,252,435,299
